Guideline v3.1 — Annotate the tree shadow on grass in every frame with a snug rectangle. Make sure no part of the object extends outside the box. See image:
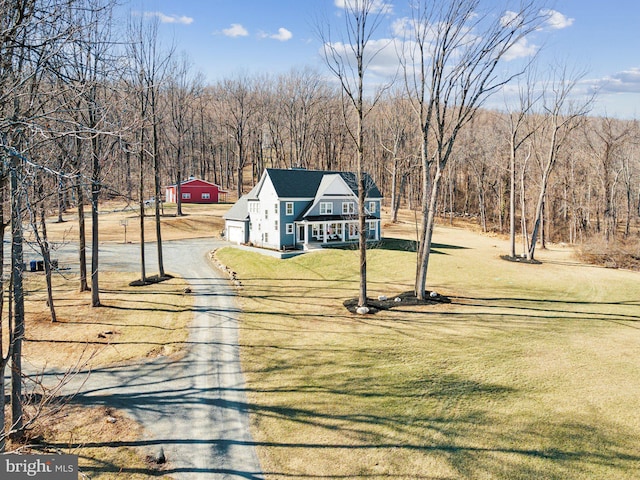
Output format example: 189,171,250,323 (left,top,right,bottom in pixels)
321,237,468,254
372,237,469,253
49,363,640,480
